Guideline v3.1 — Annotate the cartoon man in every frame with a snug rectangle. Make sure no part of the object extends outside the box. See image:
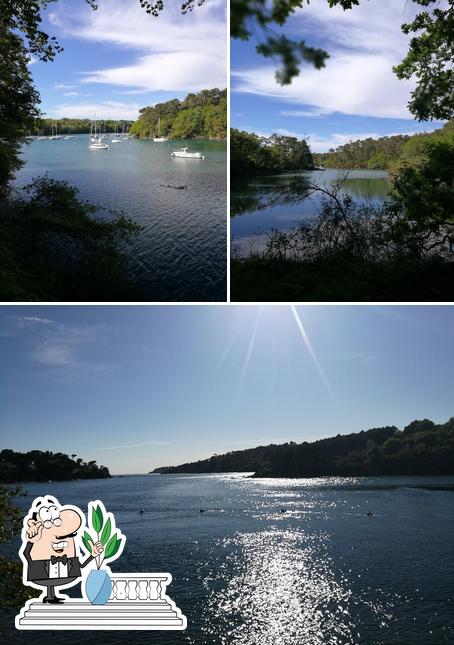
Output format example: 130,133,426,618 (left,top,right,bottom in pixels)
20,496,103,603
